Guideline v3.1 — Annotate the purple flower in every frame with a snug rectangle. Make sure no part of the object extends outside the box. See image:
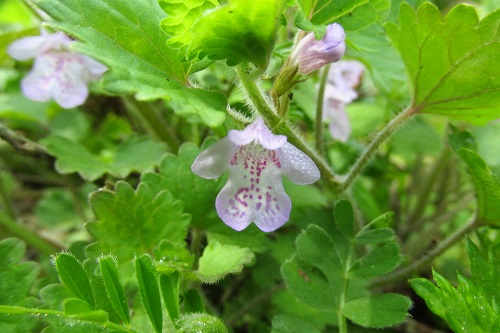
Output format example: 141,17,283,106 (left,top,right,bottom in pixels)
323,60,364,142
192,118,320,232
8,30,107,108
291,23,346,75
